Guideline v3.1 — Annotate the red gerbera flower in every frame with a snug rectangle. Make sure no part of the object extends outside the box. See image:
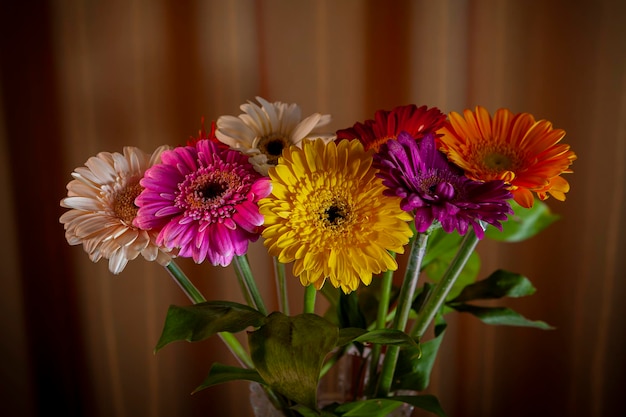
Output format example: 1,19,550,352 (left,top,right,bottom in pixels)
336,104,447,152
186,117,227,149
